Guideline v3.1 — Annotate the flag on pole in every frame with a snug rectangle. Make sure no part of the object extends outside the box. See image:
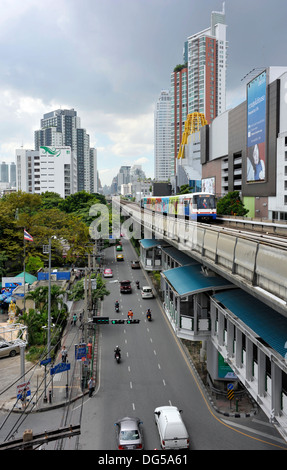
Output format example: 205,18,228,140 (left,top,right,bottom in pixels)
24,230,33,242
